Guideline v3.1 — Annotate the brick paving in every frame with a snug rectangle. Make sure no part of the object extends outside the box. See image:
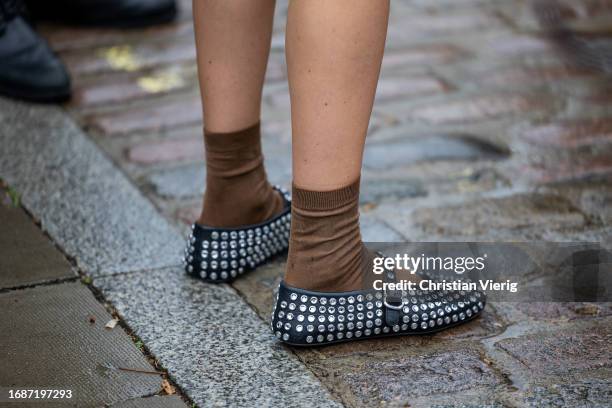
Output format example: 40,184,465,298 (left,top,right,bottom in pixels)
35,0,612,406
